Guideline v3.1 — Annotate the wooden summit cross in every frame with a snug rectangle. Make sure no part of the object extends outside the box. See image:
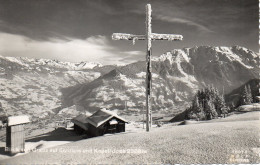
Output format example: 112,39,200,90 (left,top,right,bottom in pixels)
112,4,183,132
